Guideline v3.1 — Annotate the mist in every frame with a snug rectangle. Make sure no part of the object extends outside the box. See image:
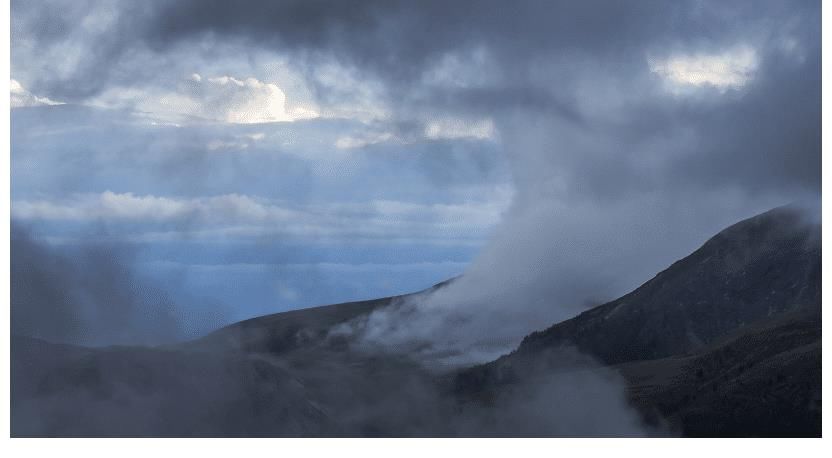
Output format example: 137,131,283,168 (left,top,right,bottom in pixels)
340,105,811,367
10,222,227,346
